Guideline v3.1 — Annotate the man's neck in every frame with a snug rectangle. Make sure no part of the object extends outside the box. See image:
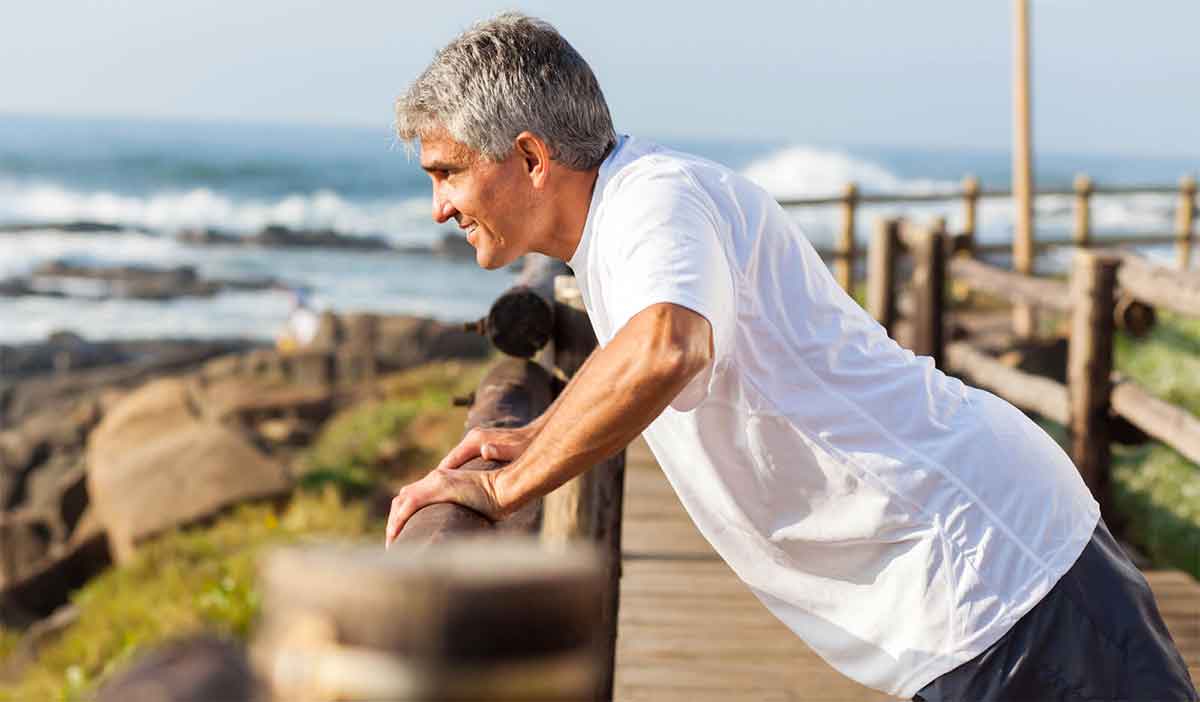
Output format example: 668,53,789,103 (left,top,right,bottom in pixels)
539,164,602,262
